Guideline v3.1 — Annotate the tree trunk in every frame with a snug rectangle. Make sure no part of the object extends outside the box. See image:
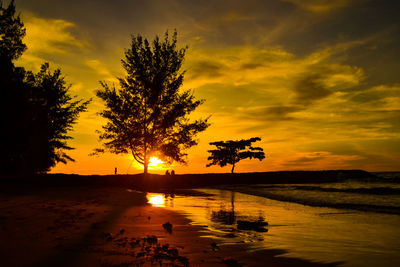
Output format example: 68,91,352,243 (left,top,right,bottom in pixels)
144,163,148,174
143,152,149,174
231,163,235,174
